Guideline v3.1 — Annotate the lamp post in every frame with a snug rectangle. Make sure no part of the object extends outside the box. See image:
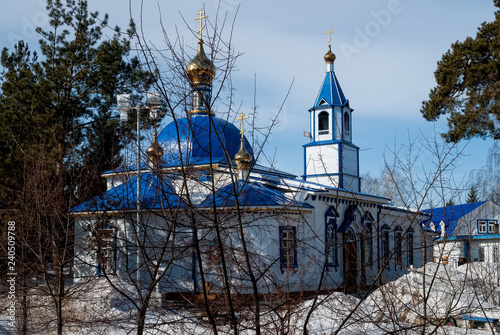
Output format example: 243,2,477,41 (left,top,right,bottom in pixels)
117,92,161,281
